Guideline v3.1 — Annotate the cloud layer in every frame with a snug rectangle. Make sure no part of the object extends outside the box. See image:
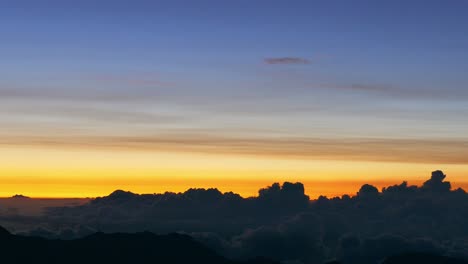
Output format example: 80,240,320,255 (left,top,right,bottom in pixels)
2,134,468,164
2,171,467,264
